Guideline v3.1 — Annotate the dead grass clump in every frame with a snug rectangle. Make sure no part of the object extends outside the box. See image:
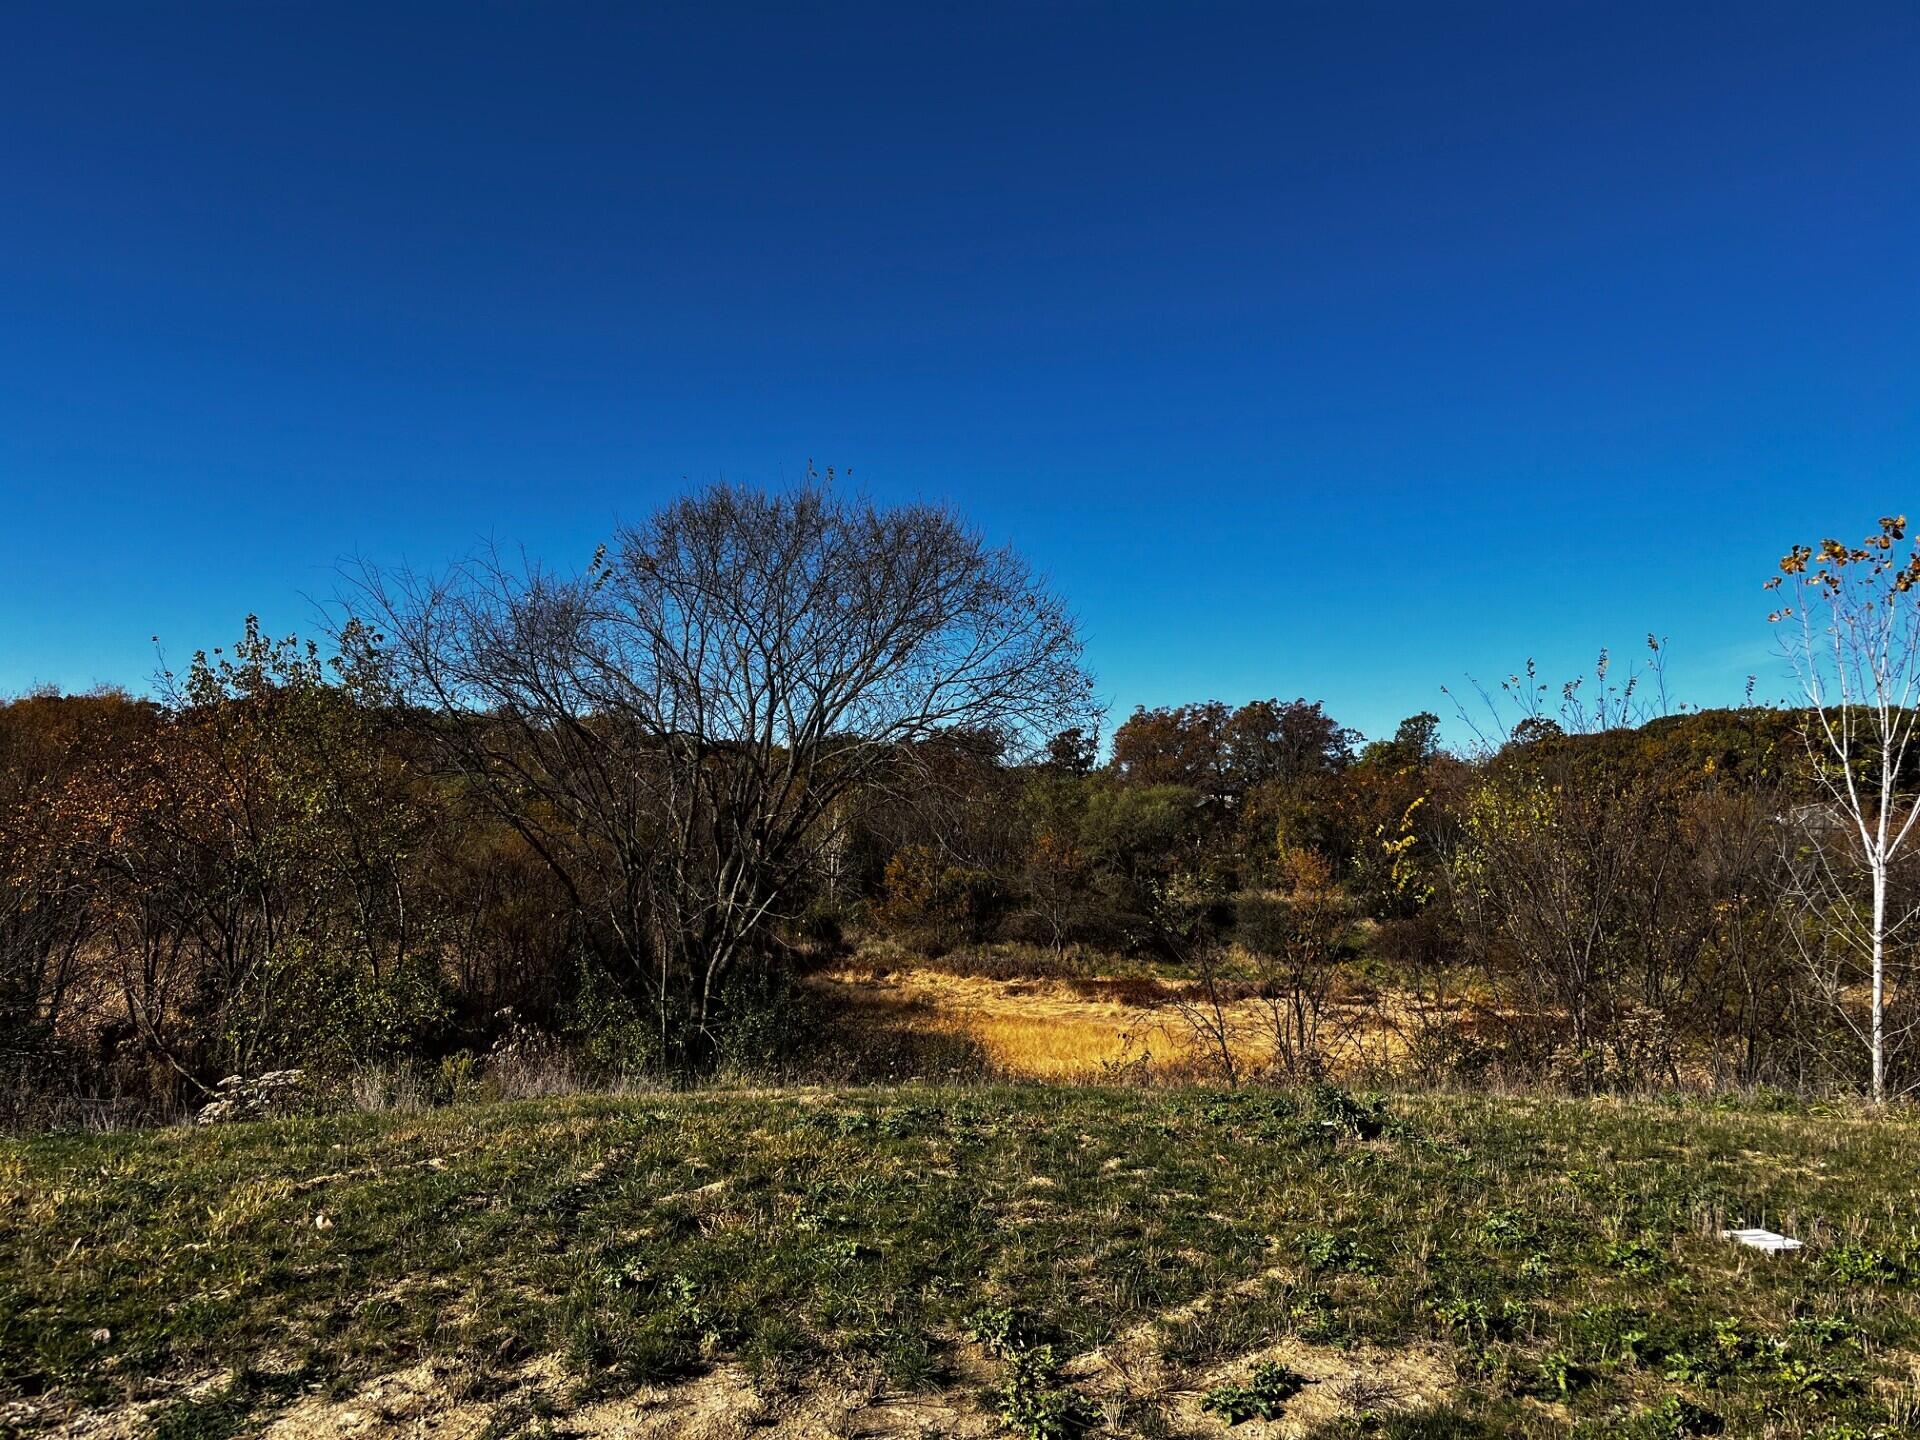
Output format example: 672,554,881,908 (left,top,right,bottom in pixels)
884,940,1096,982
347,1065,433,1114
487,1032,585,1100
1064,974,1170,1007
